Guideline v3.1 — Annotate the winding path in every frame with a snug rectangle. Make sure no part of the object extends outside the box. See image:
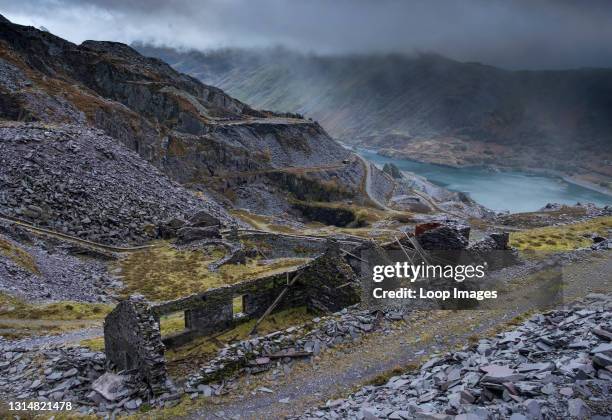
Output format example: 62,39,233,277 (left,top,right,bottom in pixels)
0,325,103,351
358,155,394,211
